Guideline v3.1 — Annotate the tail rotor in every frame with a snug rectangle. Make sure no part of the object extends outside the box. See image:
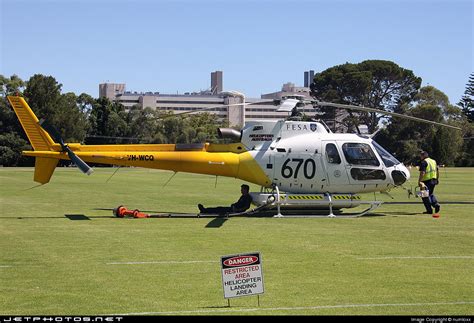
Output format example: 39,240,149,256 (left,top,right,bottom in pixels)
38,119,93,175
